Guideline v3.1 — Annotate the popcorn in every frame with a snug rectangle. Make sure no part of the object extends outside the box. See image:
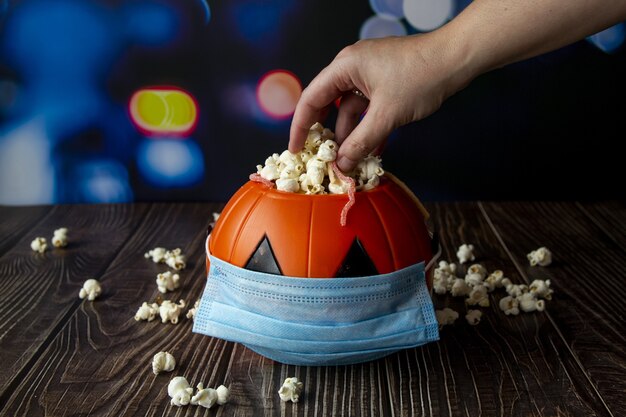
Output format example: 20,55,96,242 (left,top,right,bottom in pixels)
467,263,487,279
464,272,484,288
79,279,102,301
499,296,520,316
276,178,300,193
465,309,483,325
156,271,180,294
216,385,230,405
135,302,160,322
456,244,475,264
30,237,47,253
52,227,68,248
505,283,528,298
152,351,176,375
317,140,338,162
529,279,553,300
450,278,471,297
466,285,490,307
252,122,384,197
435,307,459,327
186,299,200,320
433,261,458,295
165,248,186,271
209,212,221,228
279,377,304,403
517,292,546,313
145,247,186,270
191,383,218,409
527,247,552,267
168,376,193,406
145,247,167,263
485,270,506,290
159,299,186,324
